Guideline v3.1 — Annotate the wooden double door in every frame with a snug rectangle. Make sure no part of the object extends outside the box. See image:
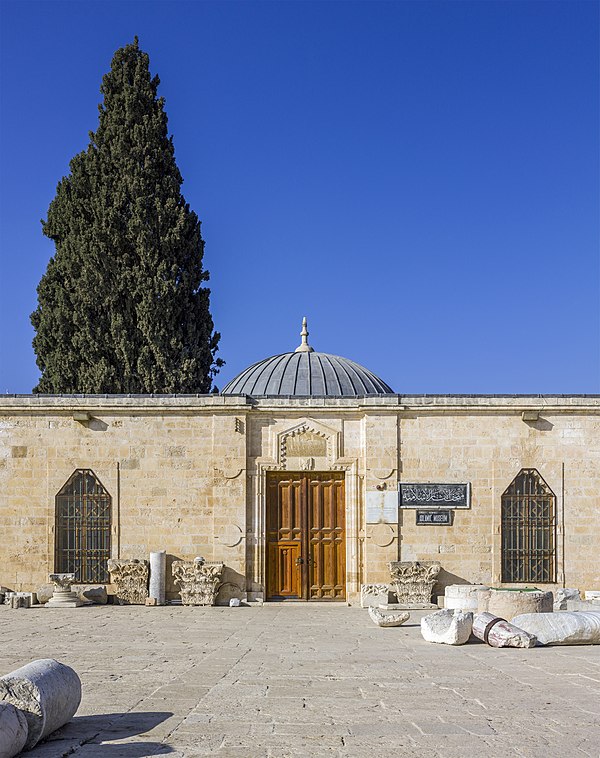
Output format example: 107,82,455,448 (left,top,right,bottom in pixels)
266,472,346,601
